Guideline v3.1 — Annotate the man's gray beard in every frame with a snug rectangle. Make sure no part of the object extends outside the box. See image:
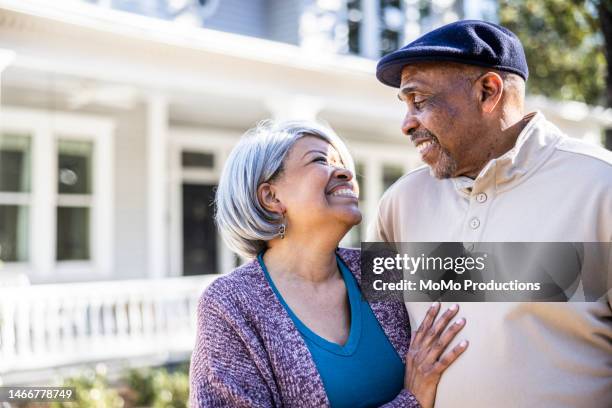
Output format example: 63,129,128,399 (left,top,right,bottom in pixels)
428,146,457,179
